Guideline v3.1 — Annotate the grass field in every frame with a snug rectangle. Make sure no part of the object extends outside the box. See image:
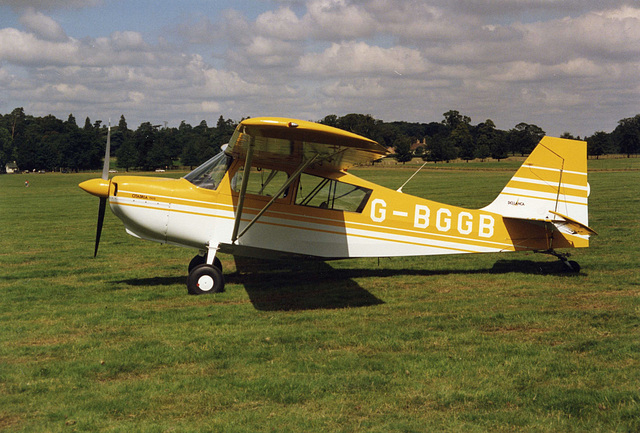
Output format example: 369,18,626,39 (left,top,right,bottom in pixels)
1,158,639,432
